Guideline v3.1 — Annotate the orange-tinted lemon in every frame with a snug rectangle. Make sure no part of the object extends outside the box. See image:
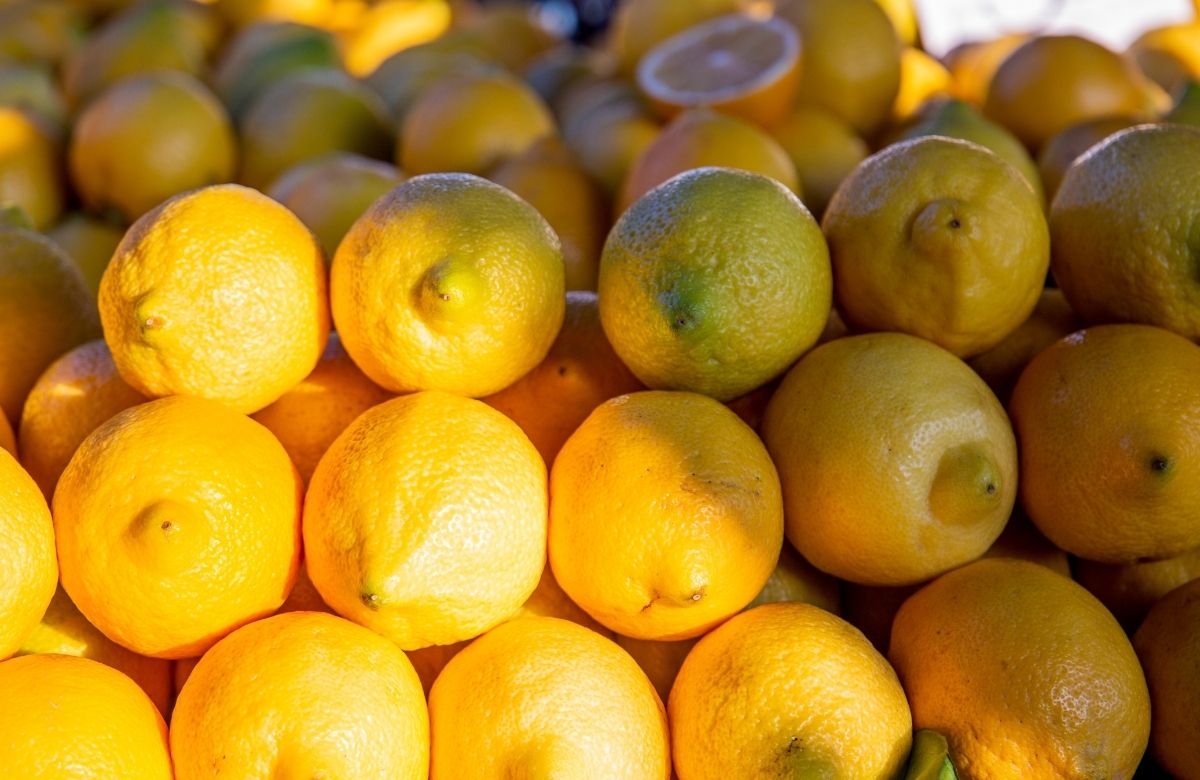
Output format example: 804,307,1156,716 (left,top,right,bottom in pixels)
303,392,547,649
618,108,797,213
890,558,1151,778
214,20,343,119
267,152,405,258
172,611,428,779
18,339,146,499
637,12,800,128
670,603,912,779
1076,548,1200,631
0,654,171,778
1012,324,1200,563
429,616,670,779
769,104,868,219
550,391,783,640
774,0,902,136
0,106,62,230
983,35,1153,150
484,291,642,464
251,332,392,483
891,46,953,123
238,68,394,190
54,396,303,658
0,224,98,423
331,173,564,397
99,184,329,414
1128,22,1200,96
823,136,1049,357
400,71,555,176
0,412,14,457
967,288,1083,404
763,333,1016,586
1050,124,1200,339
943,33,1027,107
490,138,609,291
0,449,56,660
45,212,126,296
601,166,829,401
62,0,208,110
1037,115,1140,204
16,585,171,714
69,71,237,224
1134,578,1200,778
